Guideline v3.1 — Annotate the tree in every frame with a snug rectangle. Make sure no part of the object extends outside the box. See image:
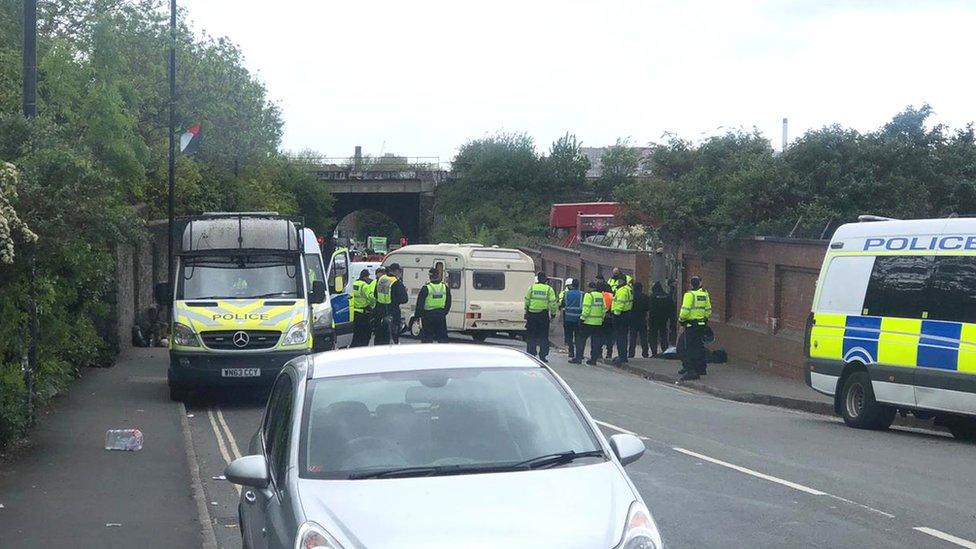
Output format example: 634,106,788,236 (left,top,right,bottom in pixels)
593,138,641,200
